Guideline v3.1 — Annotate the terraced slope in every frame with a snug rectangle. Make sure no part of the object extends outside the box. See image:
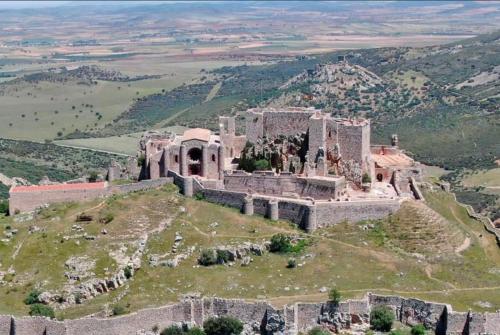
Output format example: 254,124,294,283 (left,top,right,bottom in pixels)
387,200,466,255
